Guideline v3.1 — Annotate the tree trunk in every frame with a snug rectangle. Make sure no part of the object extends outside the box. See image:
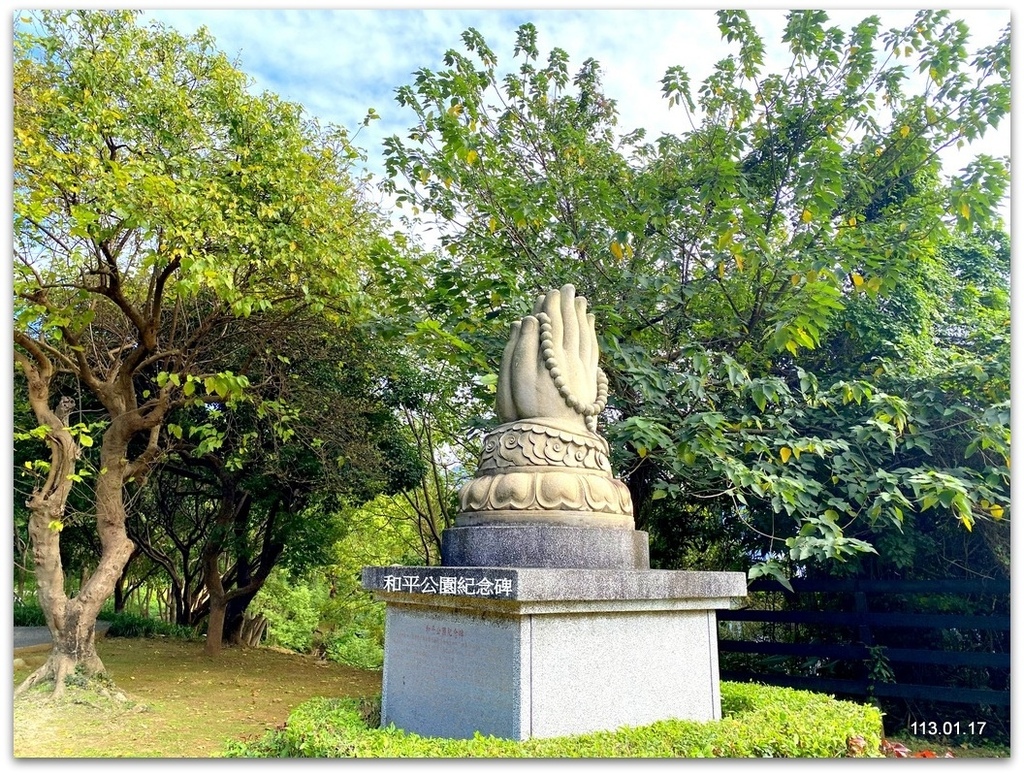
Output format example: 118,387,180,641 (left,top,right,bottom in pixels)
113,574,126,613
204,597,227,657
224,589,259,645
238,614,268,648
203,543,228,656
40,604,108,689
200,489,282,654
156,585,170,622
16,421,136,696
16,390,77,696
